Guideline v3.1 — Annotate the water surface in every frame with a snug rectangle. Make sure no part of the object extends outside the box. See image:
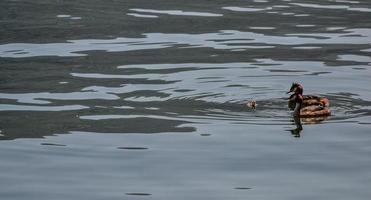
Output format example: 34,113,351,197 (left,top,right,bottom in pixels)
1,0,371,199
